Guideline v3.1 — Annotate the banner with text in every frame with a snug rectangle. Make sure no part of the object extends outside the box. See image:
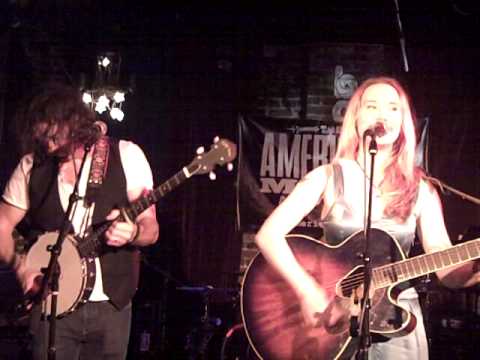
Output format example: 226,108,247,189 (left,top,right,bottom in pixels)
237,116,341,232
